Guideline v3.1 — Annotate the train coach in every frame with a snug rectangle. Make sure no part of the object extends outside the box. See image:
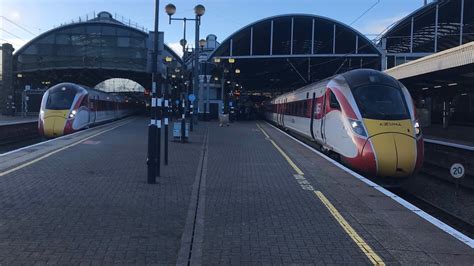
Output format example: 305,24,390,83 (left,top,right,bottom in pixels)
39,82,136,138
264,69,424,179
